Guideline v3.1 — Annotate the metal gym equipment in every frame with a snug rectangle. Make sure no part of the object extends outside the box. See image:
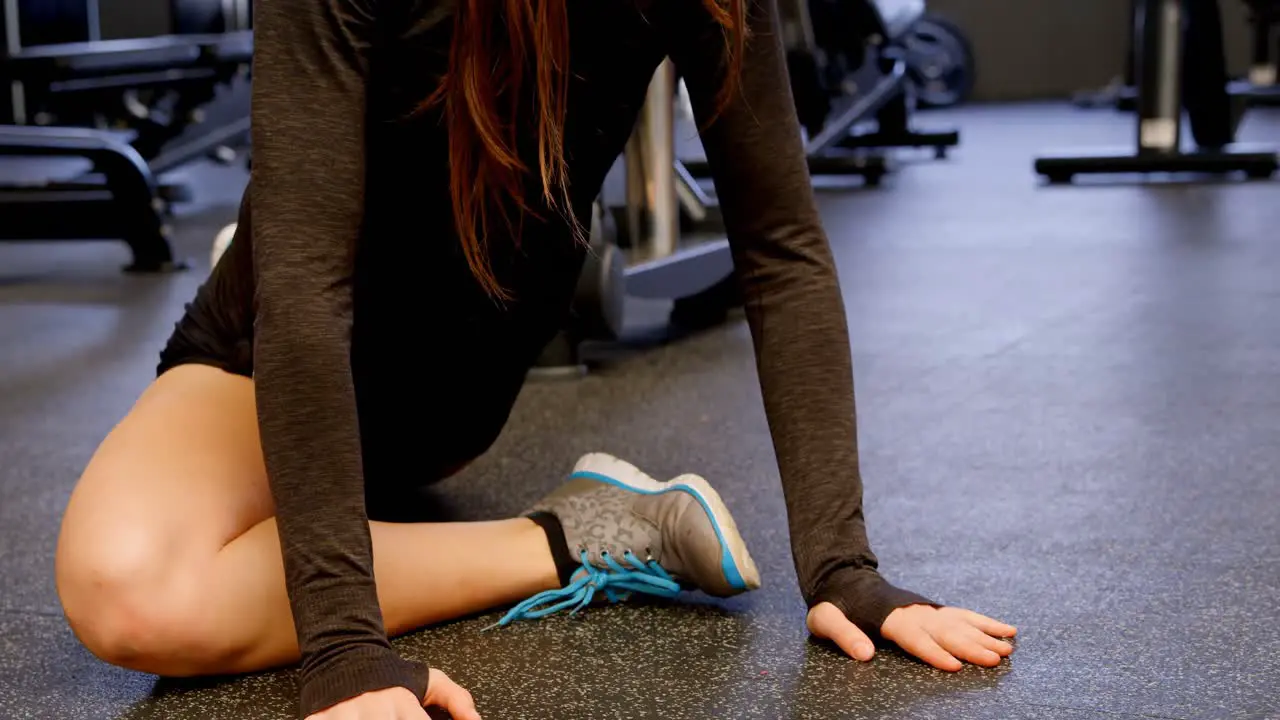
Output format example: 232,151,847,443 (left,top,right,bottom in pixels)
1034,0,1279,183
899,13,976,109
1230,0,1280,103
690,0,959,186
1,0,252,271
1075,0,1280,110
535,59,738,375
